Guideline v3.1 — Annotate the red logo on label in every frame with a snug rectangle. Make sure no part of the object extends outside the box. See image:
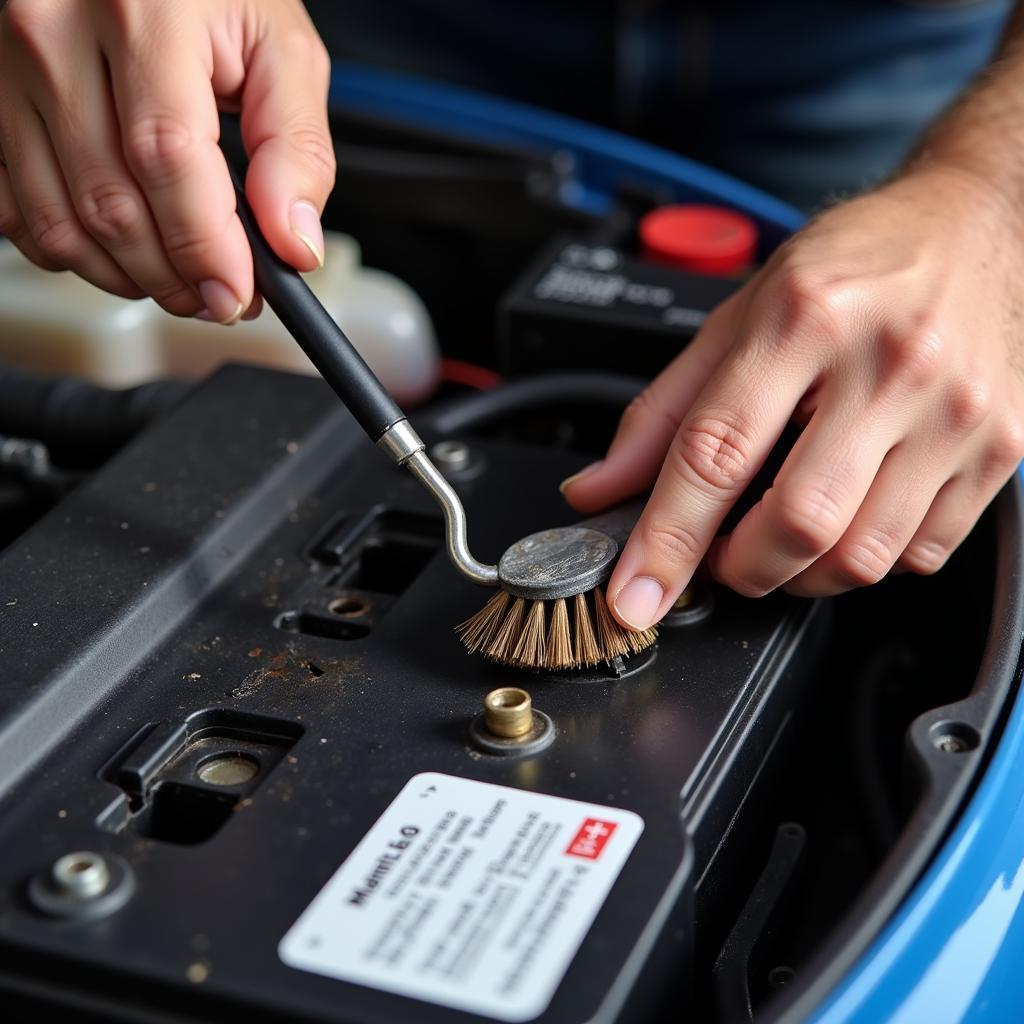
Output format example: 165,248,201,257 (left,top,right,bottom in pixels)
565,818,617,860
